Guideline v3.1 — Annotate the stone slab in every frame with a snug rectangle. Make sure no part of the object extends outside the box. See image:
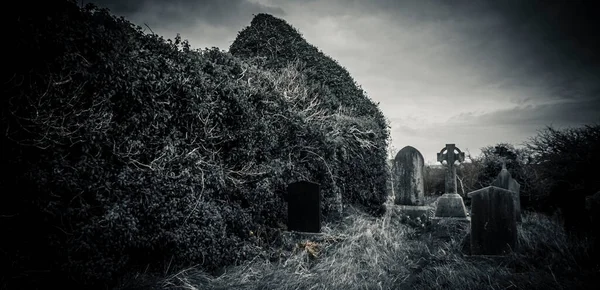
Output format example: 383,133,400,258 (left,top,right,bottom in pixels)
468,186,518,256
434,193,468,218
